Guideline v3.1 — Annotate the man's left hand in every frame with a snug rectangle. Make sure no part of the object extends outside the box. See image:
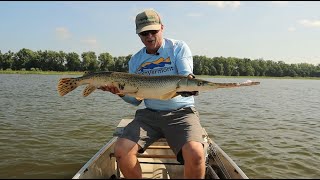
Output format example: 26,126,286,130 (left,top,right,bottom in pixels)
178,91,199,97
177,74,199,97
